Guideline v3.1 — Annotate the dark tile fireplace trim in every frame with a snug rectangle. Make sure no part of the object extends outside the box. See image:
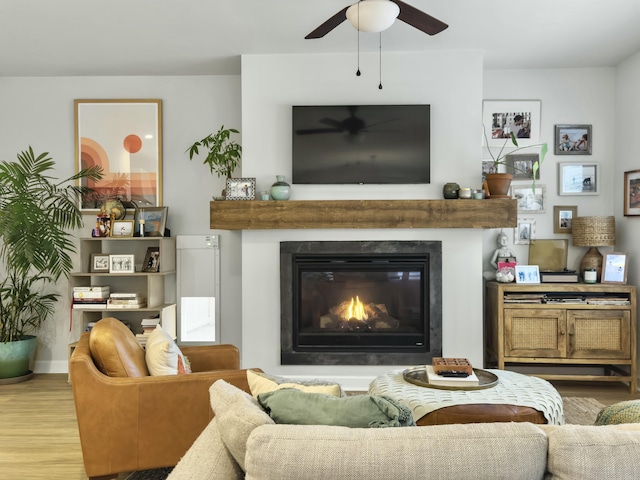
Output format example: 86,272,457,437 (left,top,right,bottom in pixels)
280,240,442,366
